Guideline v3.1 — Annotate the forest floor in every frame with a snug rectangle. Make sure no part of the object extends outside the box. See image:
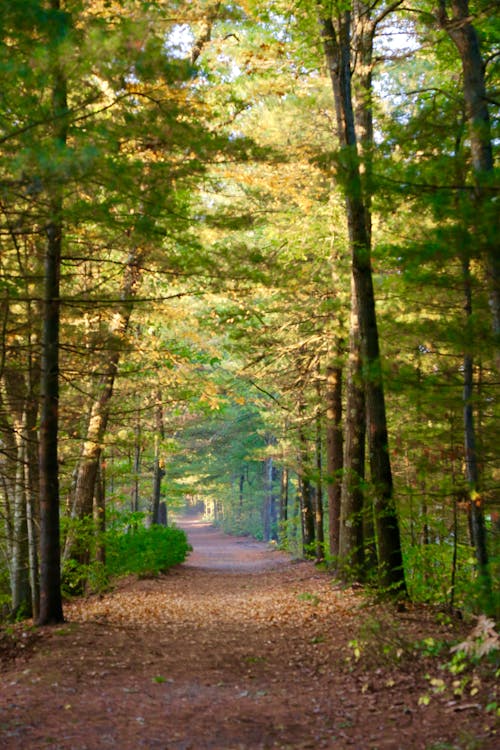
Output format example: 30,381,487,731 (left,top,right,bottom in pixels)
0,518,498,750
